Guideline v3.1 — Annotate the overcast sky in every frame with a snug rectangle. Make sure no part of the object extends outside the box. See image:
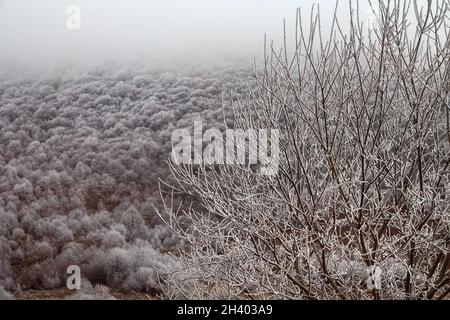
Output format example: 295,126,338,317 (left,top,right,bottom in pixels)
0,0,430,69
